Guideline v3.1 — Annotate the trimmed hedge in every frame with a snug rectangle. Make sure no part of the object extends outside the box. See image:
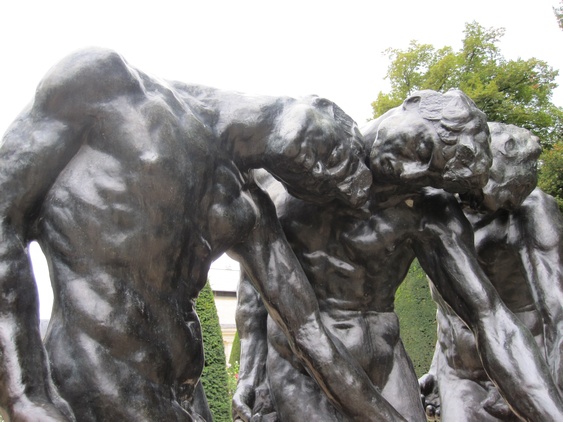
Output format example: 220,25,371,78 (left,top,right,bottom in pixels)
394,260,437,377
196,282,232,421
229,330,241,366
